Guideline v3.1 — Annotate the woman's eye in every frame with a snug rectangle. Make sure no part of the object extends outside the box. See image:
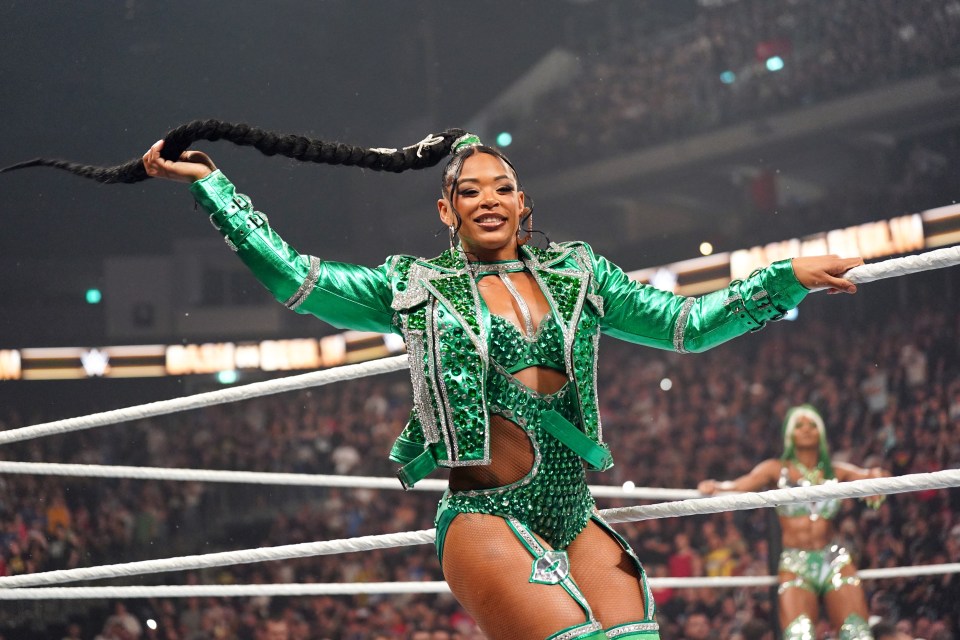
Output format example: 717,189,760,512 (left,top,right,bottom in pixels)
458,189,478,197
497,186,515,193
